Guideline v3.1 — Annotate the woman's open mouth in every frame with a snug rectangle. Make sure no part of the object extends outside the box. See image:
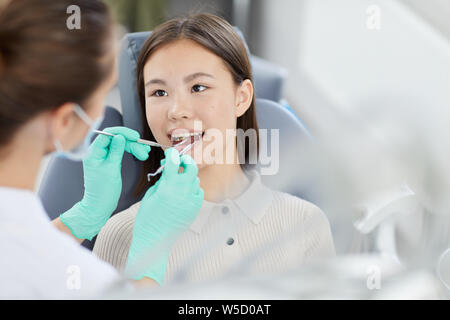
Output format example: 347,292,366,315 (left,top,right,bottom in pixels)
169,131,205,153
